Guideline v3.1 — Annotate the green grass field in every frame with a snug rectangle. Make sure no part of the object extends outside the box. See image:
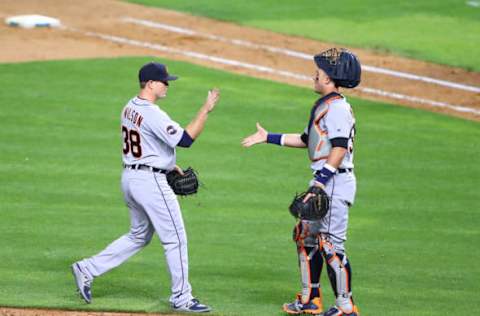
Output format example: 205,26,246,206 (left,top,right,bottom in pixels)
126,0,480,72
0,57,479,315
